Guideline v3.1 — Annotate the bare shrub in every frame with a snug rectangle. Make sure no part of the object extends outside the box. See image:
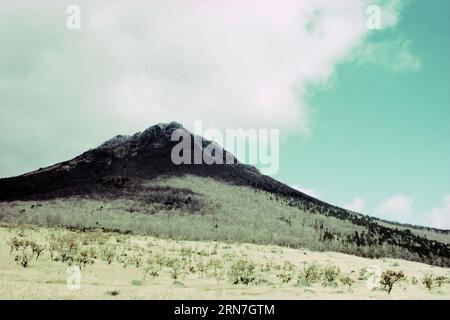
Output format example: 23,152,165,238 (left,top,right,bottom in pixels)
29,241,45,261
380,270,405,294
